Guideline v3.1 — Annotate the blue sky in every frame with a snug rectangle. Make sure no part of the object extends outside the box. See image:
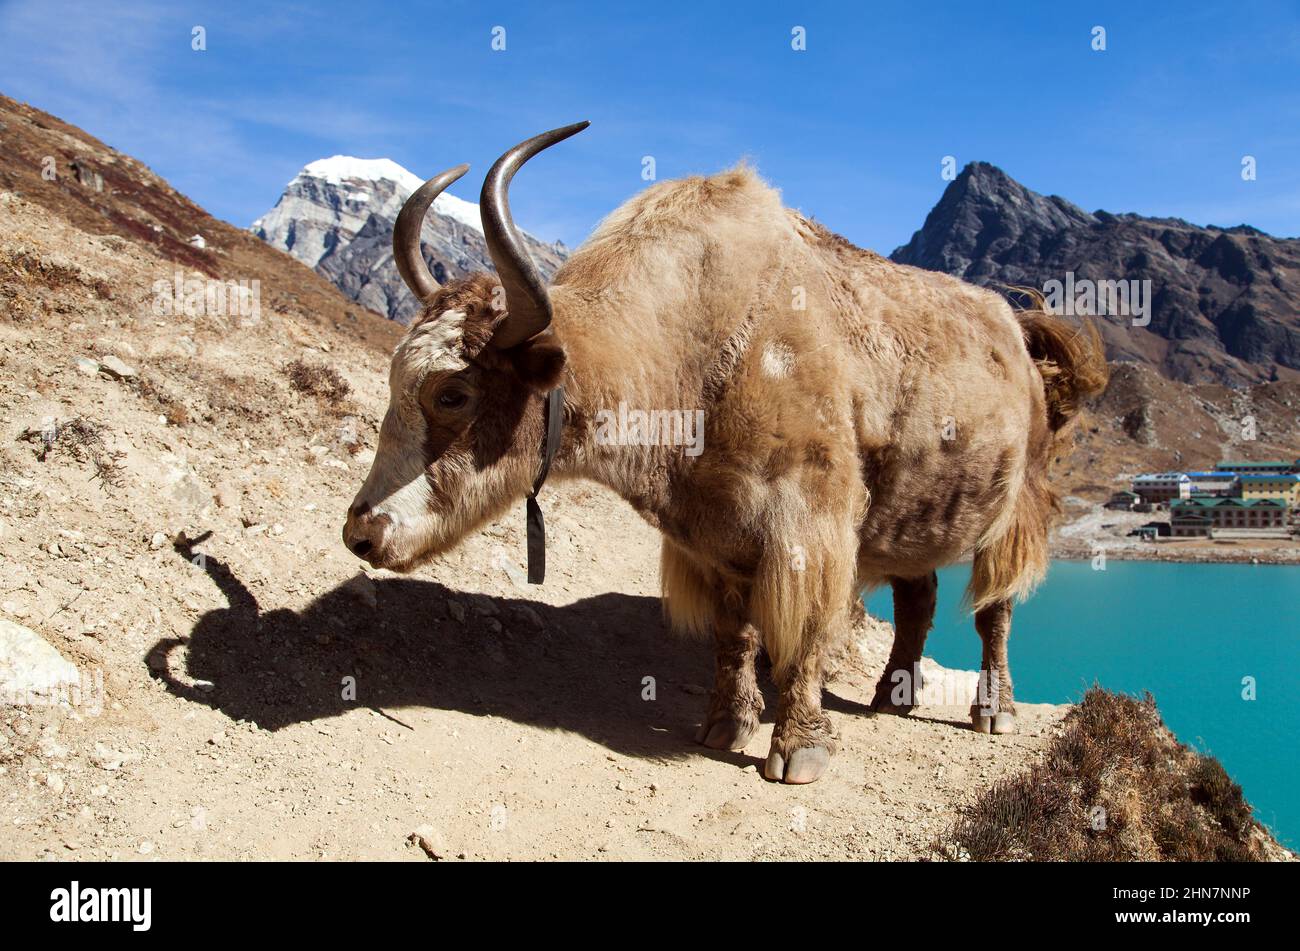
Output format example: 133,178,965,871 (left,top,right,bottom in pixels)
1,1,1297,251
